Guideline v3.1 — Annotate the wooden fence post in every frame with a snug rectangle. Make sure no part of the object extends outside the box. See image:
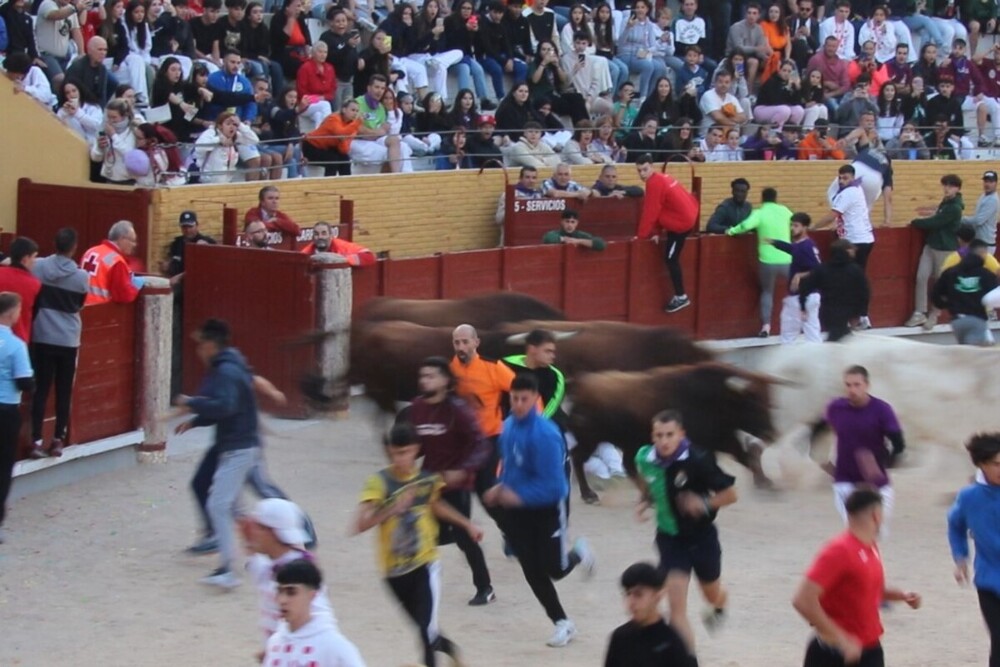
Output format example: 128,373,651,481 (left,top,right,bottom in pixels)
312,253,353,410
137,277,173,464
